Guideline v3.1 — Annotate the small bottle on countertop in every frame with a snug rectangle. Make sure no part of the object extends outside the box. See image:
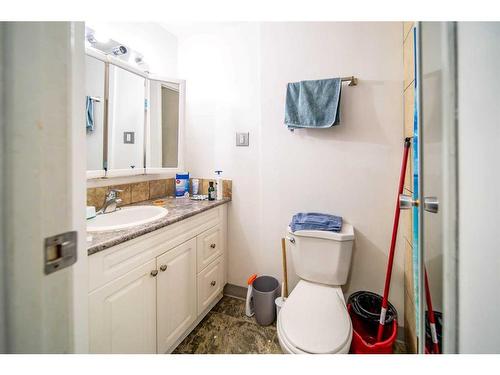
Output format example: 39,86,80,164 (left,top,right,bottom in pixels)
208,181,216,201
215,170,224,200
